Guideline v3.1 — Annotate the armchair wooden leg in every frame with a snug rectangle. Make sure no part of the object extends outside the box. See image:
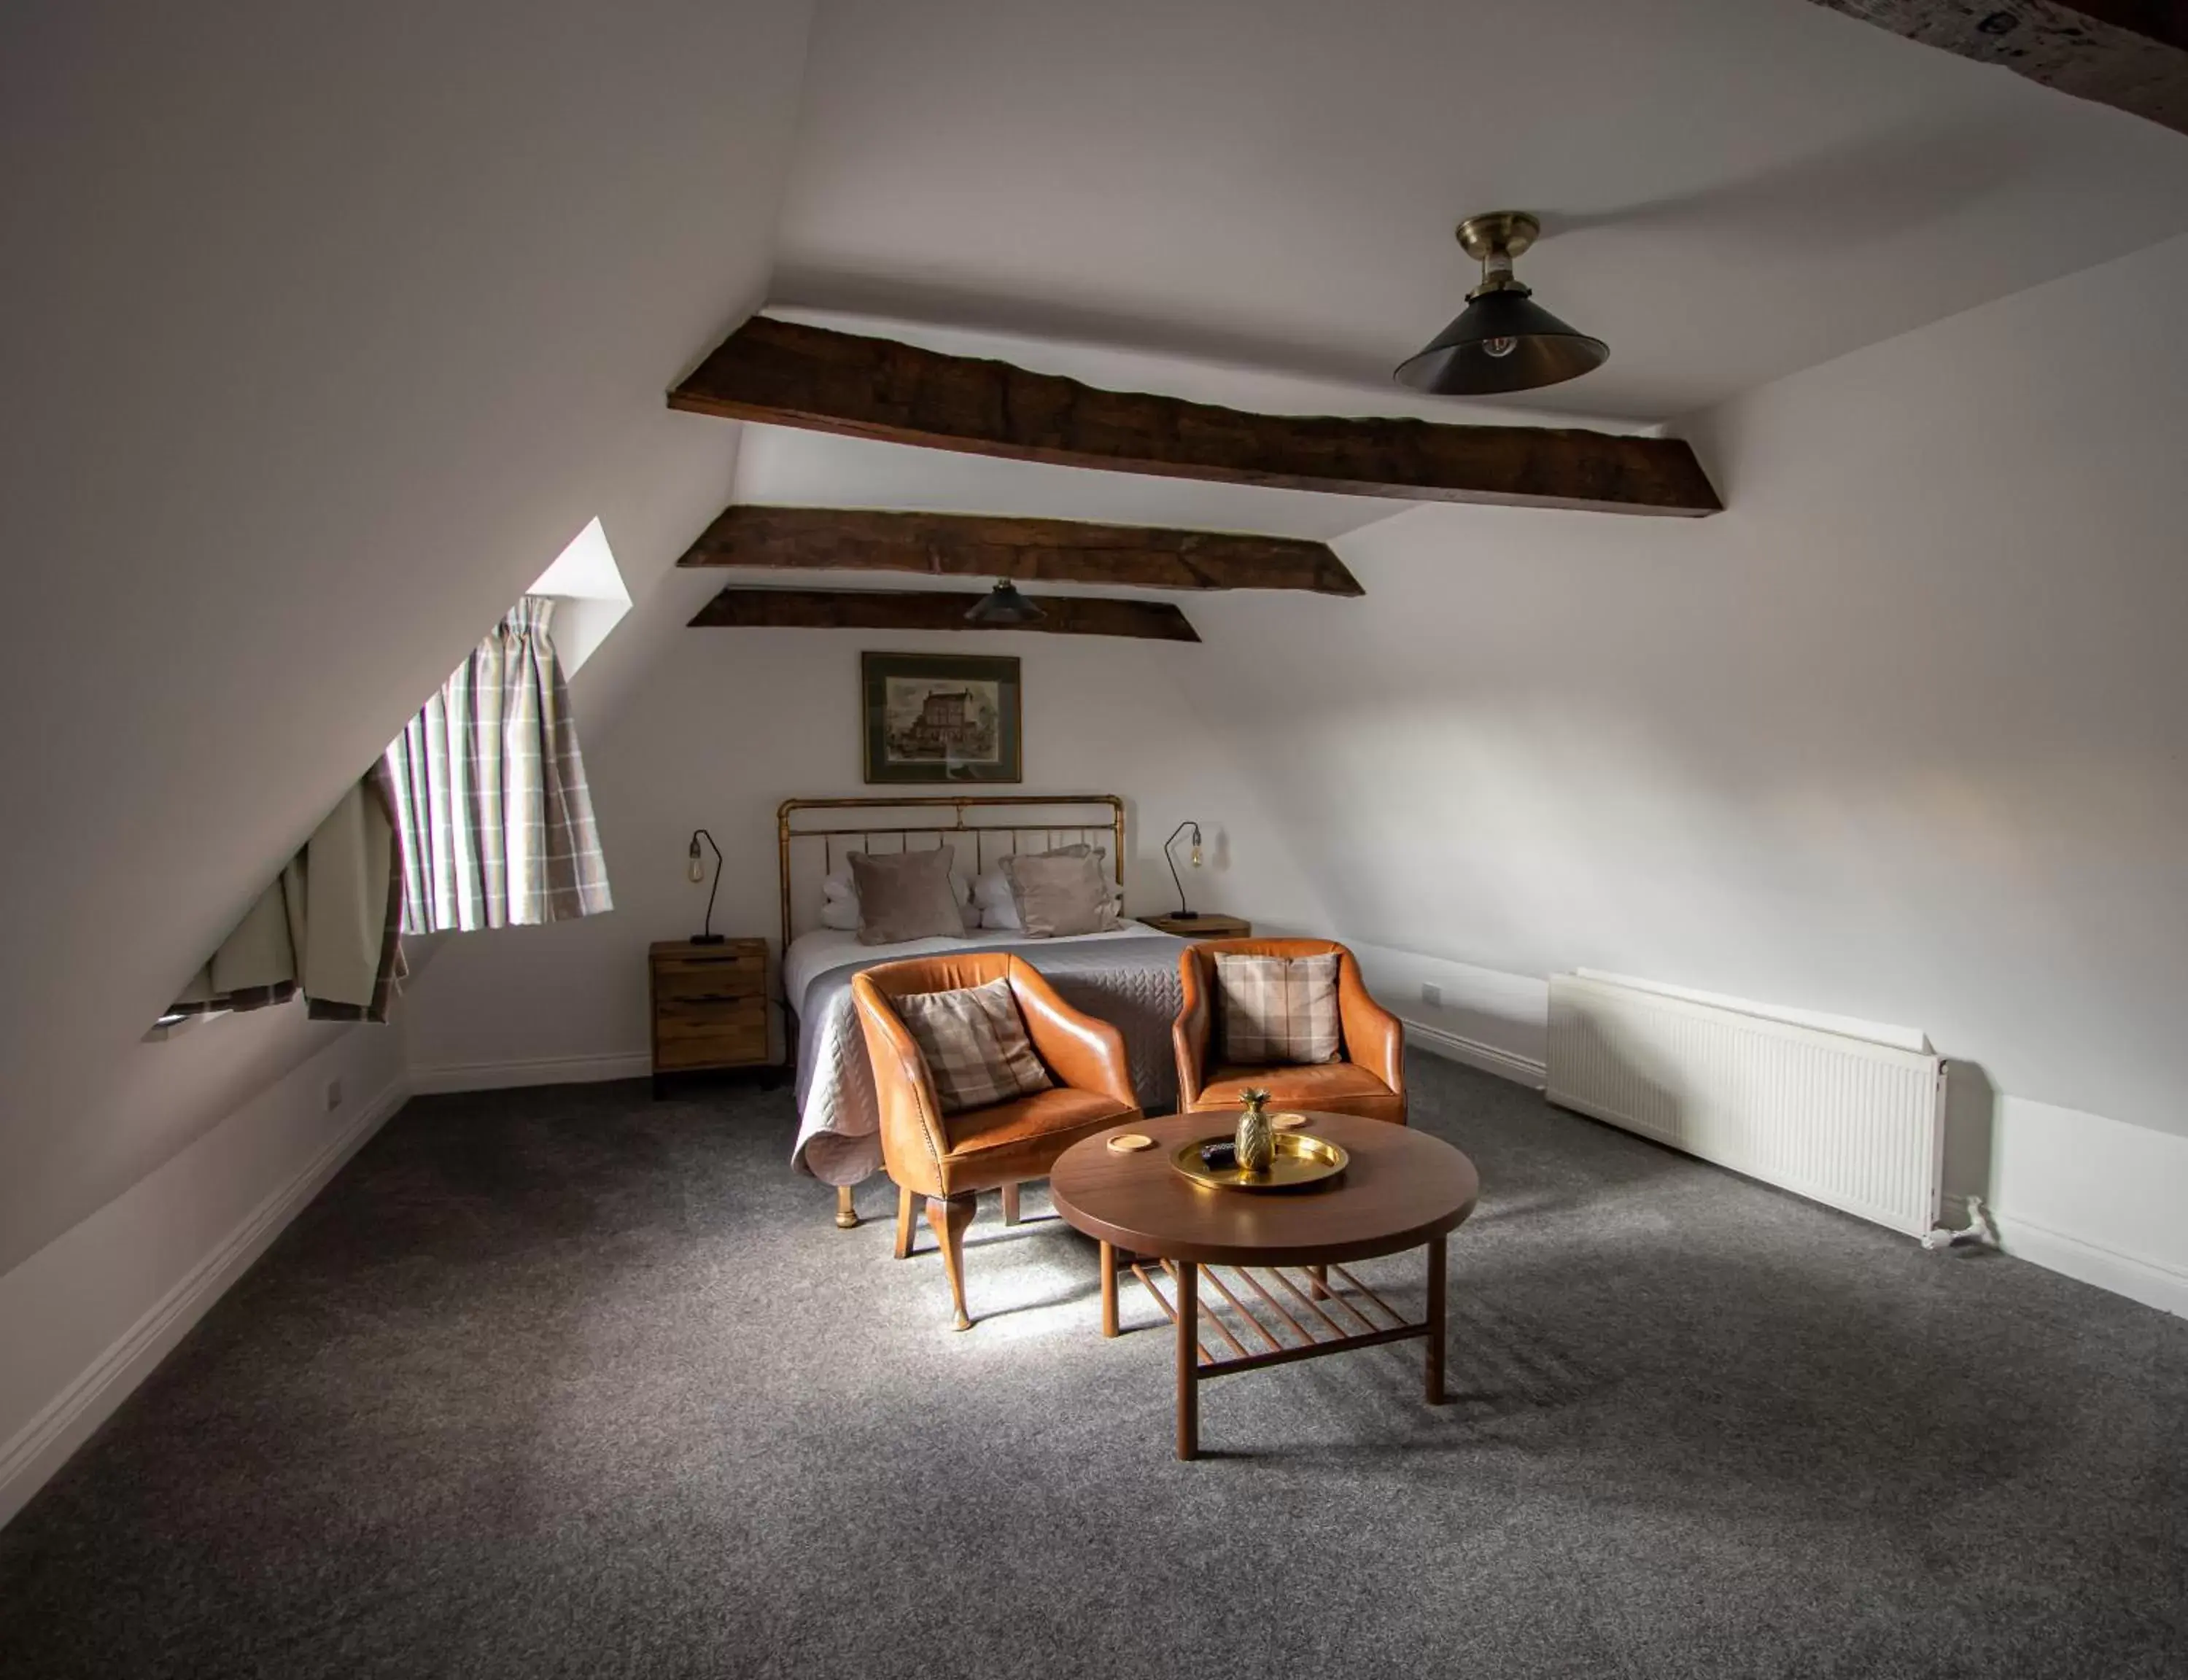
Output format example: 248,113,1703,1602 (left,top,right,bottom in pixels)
893,1183,917,1259
926,1193,978,1331
834,1184,859,1230
1001,1182,1022,1226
